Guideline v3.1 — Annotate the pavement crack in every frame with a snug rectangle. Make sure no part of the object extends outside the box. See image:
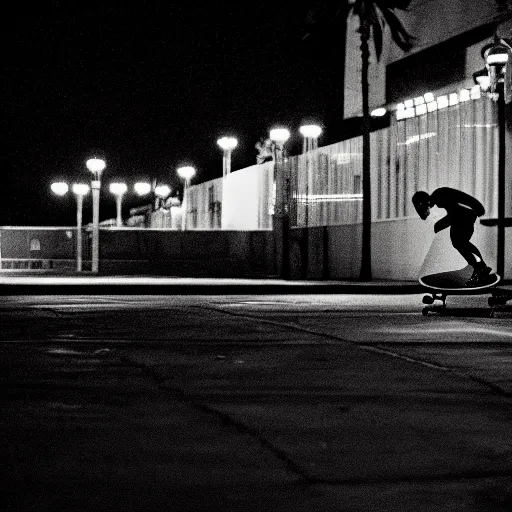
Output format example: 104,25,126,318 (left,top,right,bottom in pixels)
117,353,314,483
195,305,512,399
